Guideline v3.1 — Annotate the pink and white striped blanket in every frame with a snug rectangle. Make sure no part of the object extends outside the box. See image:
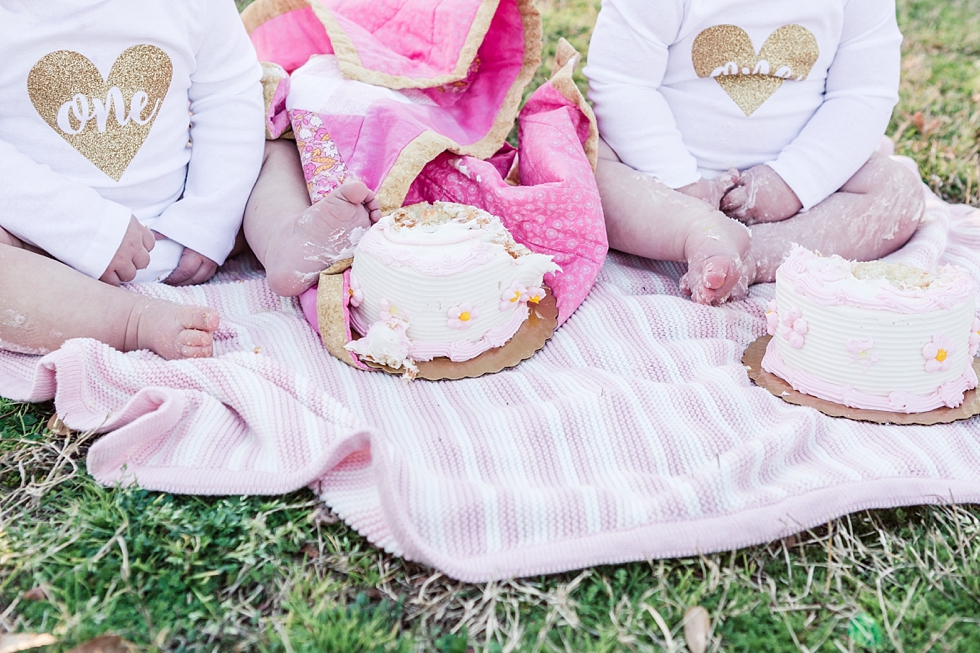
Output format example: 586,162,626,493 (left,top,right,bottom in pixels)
3,189,980,582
